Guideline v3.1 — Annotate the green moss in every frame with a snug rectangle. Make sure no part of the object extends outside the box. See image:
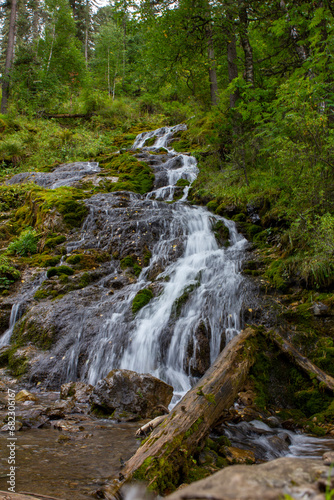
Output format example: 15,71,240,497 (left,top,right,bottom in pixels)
30,253,61,267
132,288,154,314
0,185,29,212
11,318,55,350
176,179,190,188
172,283,200,317
34,289,52,300
66,254,82,265
8,350,28,377
47,265,74,278
144,250,152,267
144,136,156,147
103,151,154,195
44,235,67,249
120,256,134,269
206,200,219,212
